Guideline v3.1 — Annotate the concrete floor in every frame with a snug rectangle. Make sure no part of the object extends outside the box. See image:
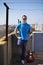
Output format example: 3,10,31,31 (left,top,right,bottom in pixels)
14,59,43,65
11,58,43,65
